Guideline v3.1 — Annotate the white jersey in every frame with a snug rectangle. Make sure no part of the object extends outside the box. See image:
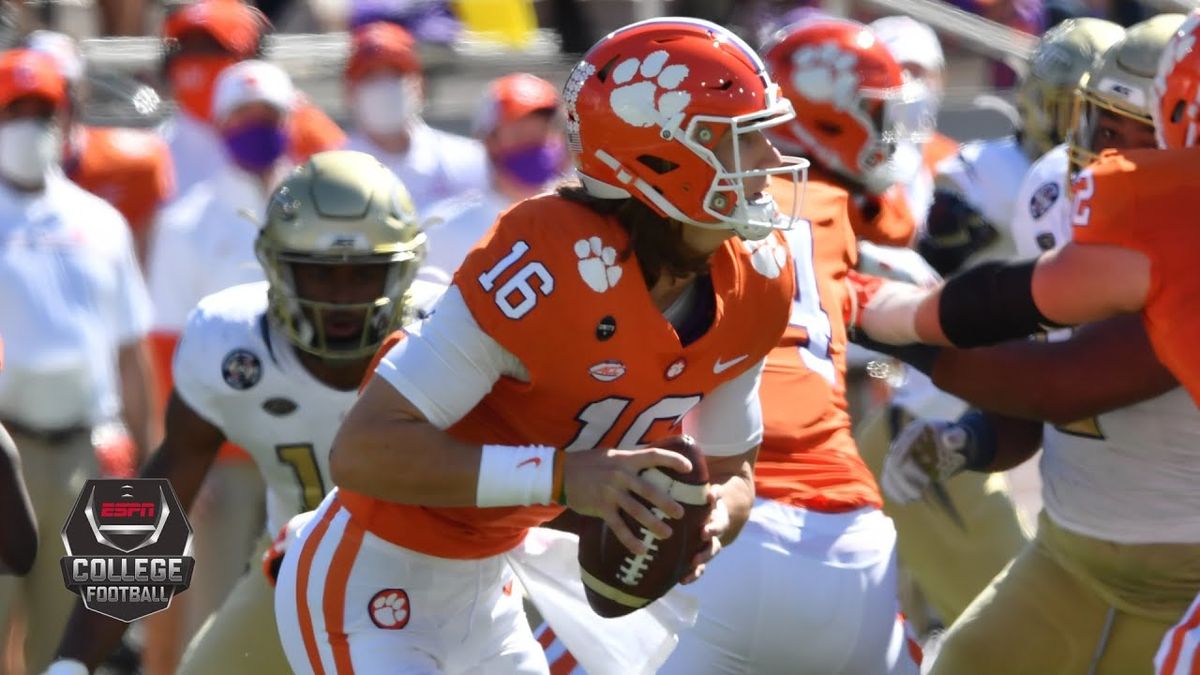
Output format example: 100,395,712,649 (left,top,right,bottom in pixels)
420,188,511,284
1011,144,1073,259
345,123,489,213
933,135,1032,265
172,280,446,534
1006,159,1200,544
148,161,292,333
